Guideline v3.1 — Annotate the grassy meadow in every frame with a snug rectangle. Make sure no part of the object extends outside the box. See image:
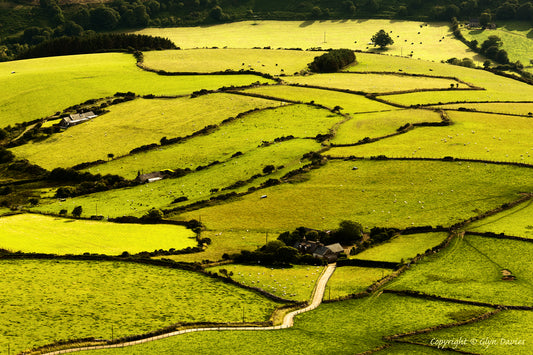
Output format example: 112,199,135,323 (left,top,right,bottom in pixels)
387,235,533,306
0,259,282,354
462,21,533,72
178,160,533,231
11,94,282,170
242,85,396,114
283,73,469,93
0,53,272,127
81,104,329,178
405,310,533,354
80,293,491,355
354,232,449,263
430,102,533,116
142,49,322,75
327,266,393,299
3,20,533,355
332,108,442,144
0,213,196,255
329,111,533,164
466,199,533,239
135,20,478,63
205,264,324,302
34,139,321,218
